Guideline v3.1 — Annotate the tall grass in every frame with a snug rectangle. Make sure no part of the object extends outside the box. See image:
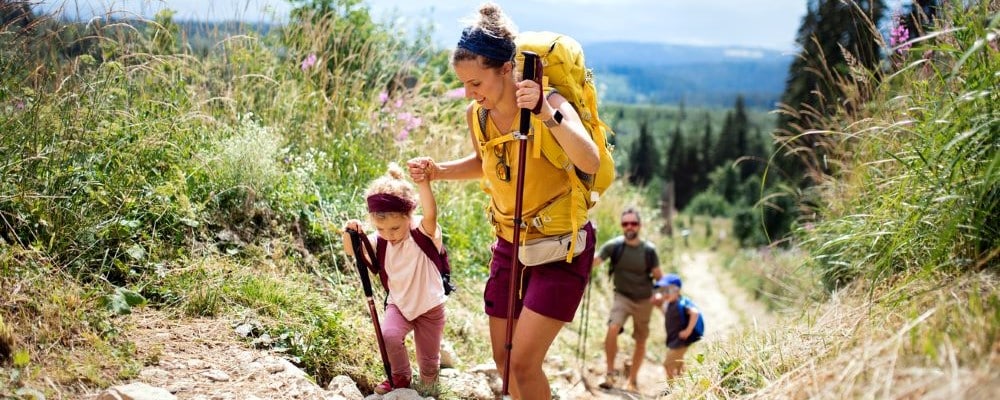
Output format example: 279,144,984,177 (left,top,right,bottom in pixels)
660,2,999,399
777,1,999,289
0,1,481,395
